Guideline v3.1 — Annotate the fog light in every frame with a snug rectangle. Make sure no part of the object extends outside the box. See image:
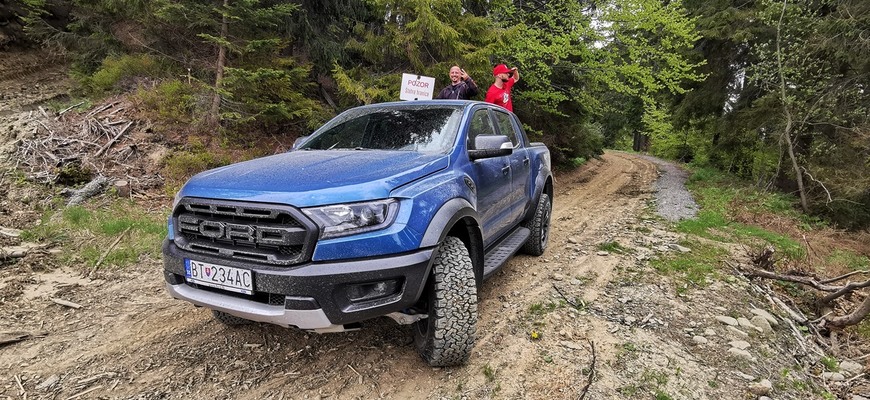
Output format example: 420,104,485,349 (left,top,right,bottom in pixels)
346,279,401,302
